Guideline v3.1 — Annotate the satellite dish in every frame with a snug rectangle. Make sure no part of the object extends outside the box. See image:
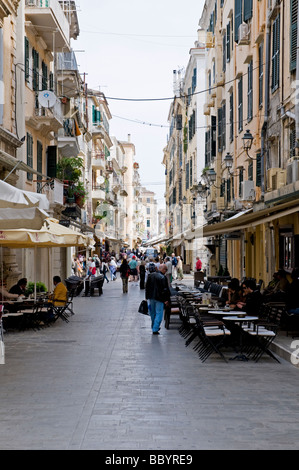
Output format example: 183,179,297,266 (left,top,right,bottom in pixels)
96,175,105,185
38,90,56,108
